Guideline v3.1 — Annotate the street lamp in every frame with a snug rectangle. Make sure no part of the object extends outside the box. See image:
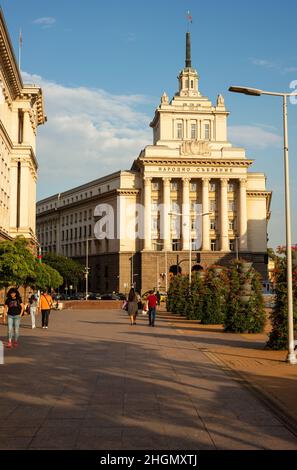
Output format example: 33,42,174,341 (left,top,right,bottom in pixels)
229,85,297,365
169,211,212,286
85,237,97,300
